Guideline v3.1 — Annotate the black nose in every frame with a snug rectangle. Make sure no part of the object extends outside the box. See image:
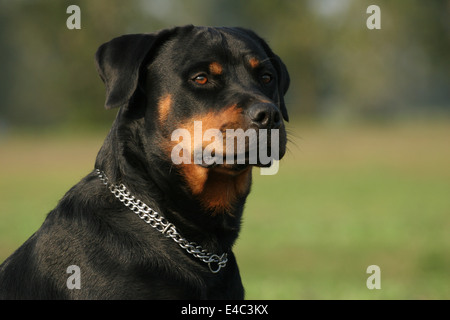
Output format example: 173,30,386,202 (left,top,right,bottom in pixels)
247,103,282,129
